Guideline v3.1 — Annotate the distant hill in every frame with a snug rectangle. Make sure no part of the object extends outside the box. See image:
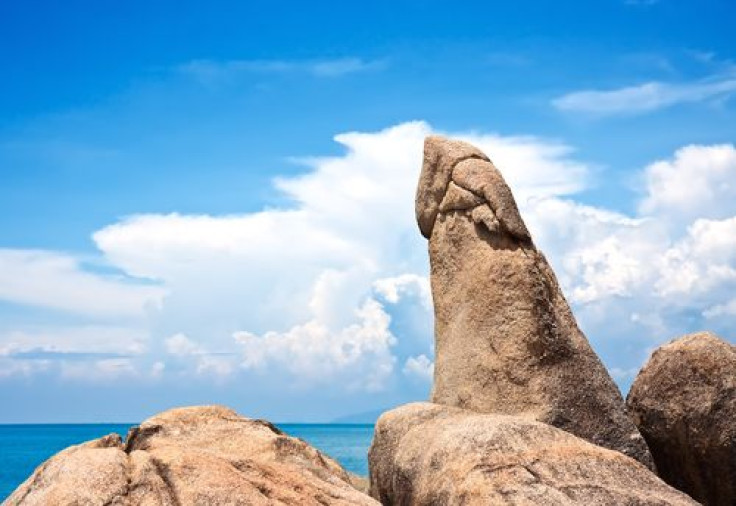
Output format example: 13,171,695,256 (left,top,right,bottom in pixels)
331,408,387,424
